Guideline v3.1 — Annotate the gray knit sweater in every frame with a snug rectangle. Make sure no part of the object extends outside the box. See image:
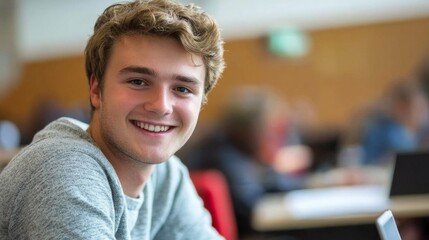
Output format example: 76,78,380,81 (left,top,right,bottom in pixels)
0,117,222,240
